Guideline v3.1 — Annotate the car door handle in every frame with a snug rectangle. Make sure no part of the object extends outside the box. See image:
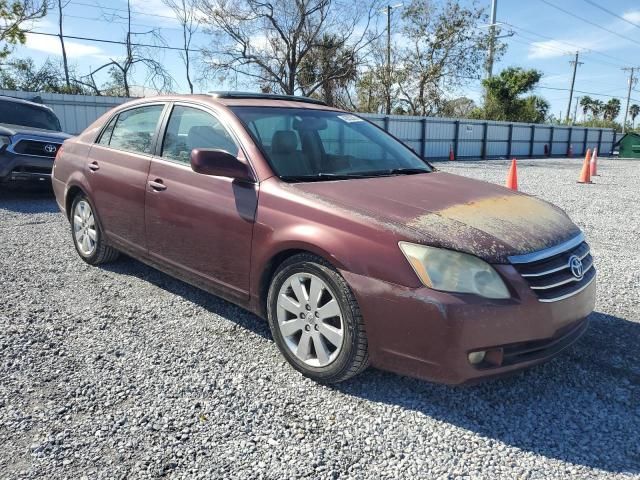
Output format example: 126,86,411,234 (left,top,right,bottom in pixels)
88,162,99,172
148,179,167,191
